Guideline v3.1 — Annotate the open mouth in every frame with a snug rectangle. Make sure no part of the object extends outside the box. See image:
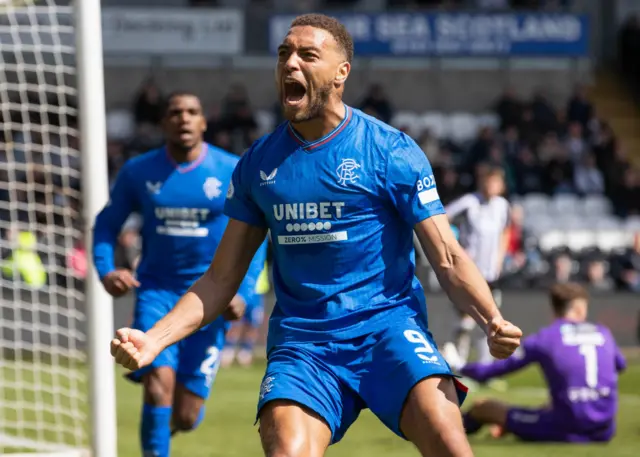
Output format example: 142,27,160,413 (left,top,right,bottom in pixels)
283,80,307,106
